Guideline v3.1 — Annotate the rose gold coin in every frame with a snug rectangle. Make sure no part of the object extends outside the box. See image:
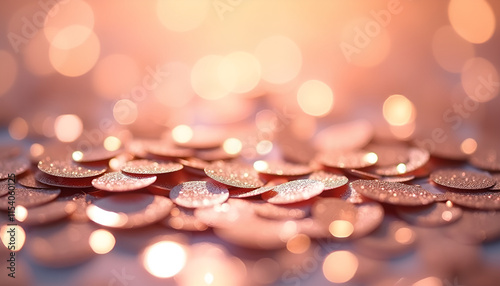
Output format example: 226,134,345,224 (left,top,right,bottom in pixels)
352,202,385,238
319,150,378,169
469,147,500,171
204,161,264,189
196,147,238,162
262,179,324,204
251,201,310,220
121,159,183,176
38,159,107,179
35,172,94,188
490,173,500,190
374,148,430,176
161,206,208,231
17,170,53,189
87,193,173,228
446,191,500,210
308,170,348,190
0,182,9,197
17,200,77,225
0,185,60,210
311,198,358,237
170,181,229,208
345,169,381,180
314,119,373,151
443,209,500,244
229,178,286,198
350,180,435,206
0,155,30,179
0,144,21,159
147,141,194,159
256,160,313,177
178,157,210,176
395,202,463,226
430,168,495,190
194,199,254,228
414,135,467,160
91,172,157,192
72,146,123,163
381,175,415,183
